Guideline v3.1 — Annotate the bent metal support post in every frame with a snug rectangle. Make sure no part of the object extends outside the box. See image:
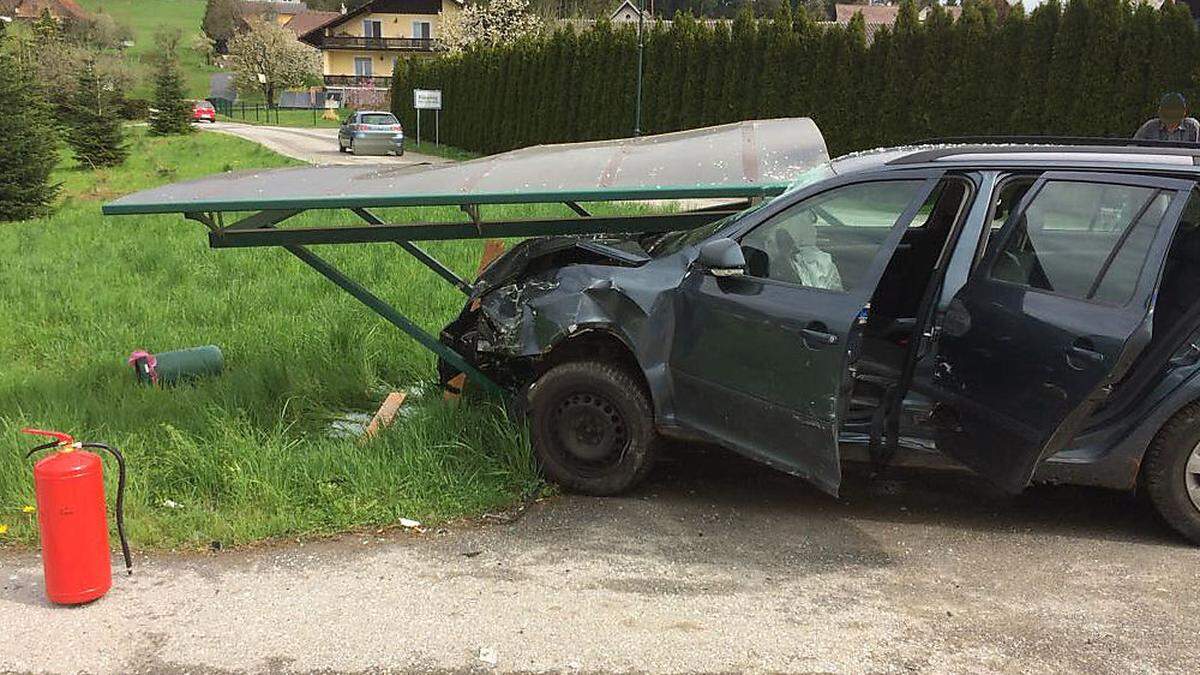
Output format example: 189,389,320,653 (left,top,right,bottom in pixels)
100,119,831,395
